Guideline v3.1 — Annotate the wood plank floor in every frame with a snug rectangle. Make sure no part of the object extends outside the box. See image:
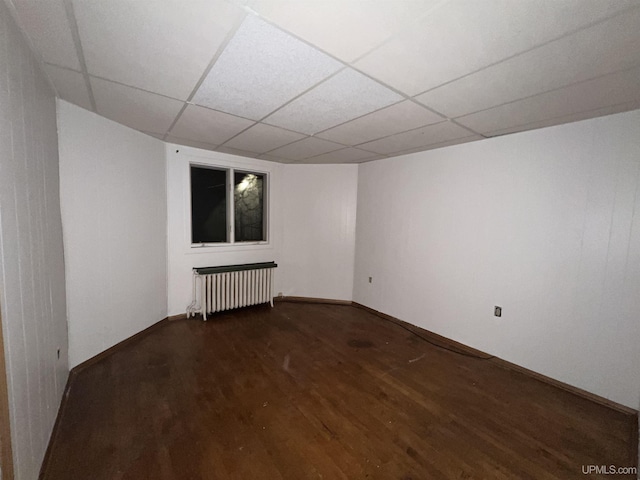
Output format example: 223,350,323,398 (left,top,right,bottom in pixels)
41,303,638,479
